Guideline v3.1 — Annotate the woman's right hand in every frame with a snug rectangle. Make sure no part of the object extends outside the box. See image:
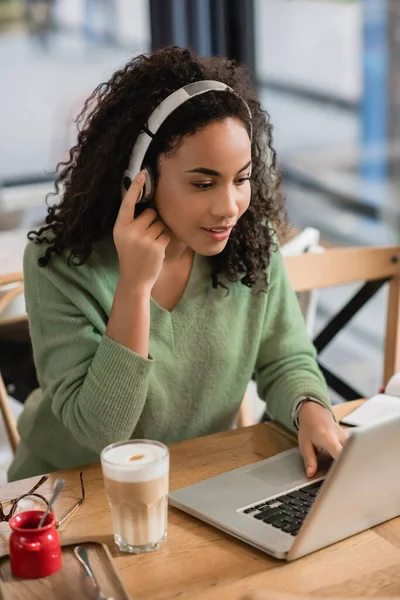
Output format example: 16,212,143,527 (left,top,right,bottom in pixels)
113,171,170,292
